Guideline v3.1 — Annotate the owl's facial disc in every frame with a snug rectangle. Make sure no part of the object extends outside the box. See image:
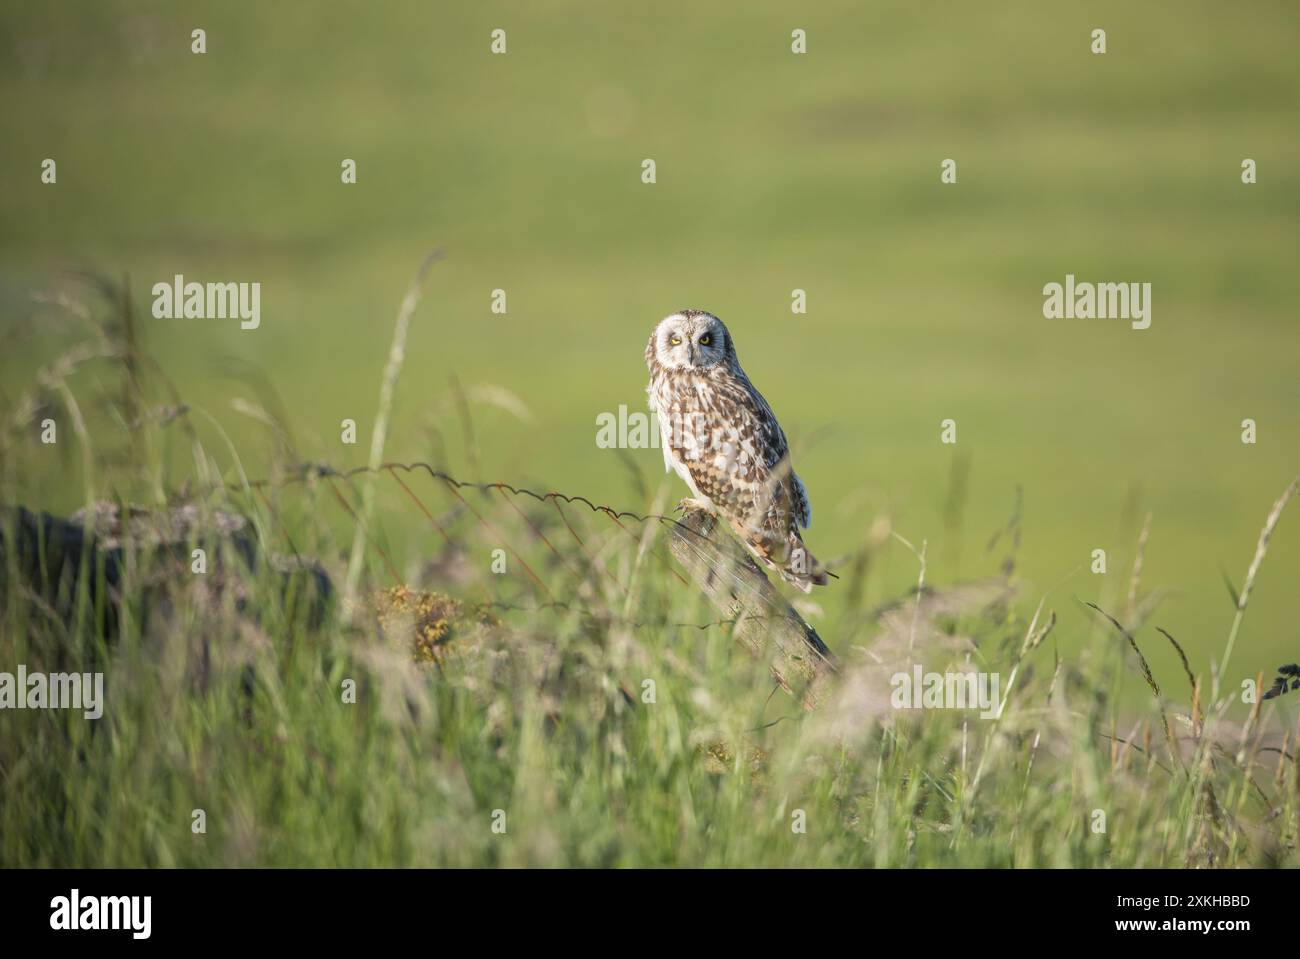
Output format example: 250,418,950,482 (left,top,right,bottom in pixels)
654,311,728,370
